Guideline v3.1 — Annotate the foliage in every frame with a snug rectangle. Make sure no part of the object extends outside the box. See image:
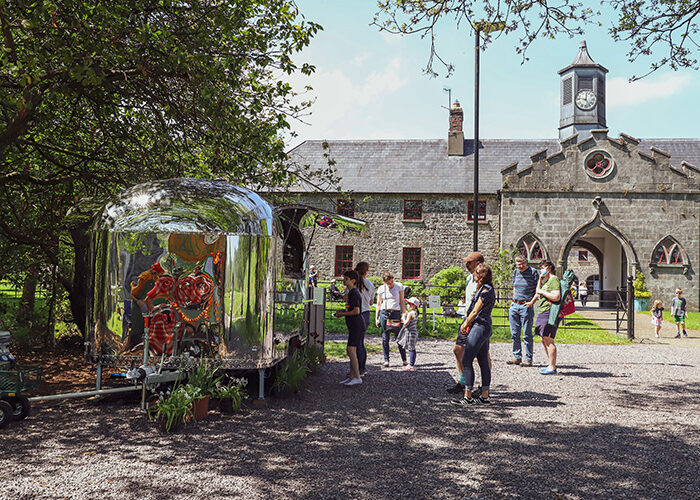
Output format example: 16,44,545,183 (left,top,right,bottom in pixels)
214,378,248,411
491,246,519,291
367,276,384,290
186,360,221,397
0,0,335,336
633,270,651,298
373,1,698,78
428,266,466,303
273,351,307,393
300,342,324,373
149,385,195,433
